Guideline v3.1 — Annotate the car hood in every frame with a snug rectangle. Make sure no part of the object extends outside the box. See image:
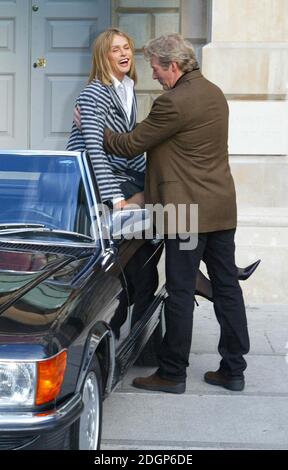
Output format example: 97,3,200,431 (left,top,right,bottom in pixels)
0,248,91,357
